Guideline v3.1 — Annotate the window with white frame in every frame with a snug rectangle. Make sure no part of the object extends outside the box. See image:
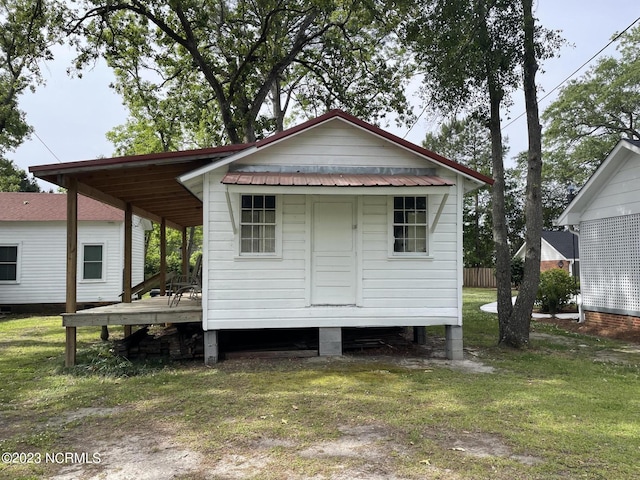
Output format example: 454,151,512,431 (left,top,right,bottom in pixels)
83,244,104,280
240,195,277,254
392,196,428,254
0,245,18,281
